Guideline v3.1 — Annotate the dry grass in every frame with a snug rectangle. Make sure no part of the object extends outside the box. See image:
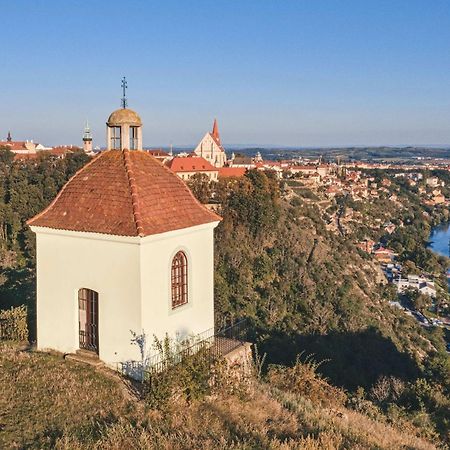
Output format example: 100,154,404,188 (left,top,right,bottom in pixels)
0,343,439,449
0,343,135,448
